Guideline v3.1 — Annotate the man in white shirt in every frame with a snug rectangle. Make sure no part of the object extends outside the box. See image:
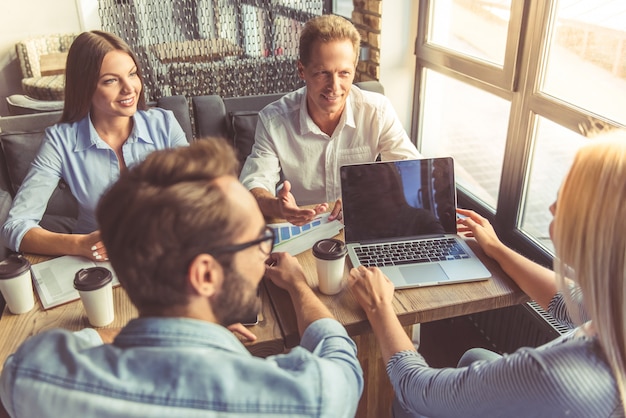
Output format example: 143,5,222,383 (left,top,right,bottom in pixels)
239,14,420,226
